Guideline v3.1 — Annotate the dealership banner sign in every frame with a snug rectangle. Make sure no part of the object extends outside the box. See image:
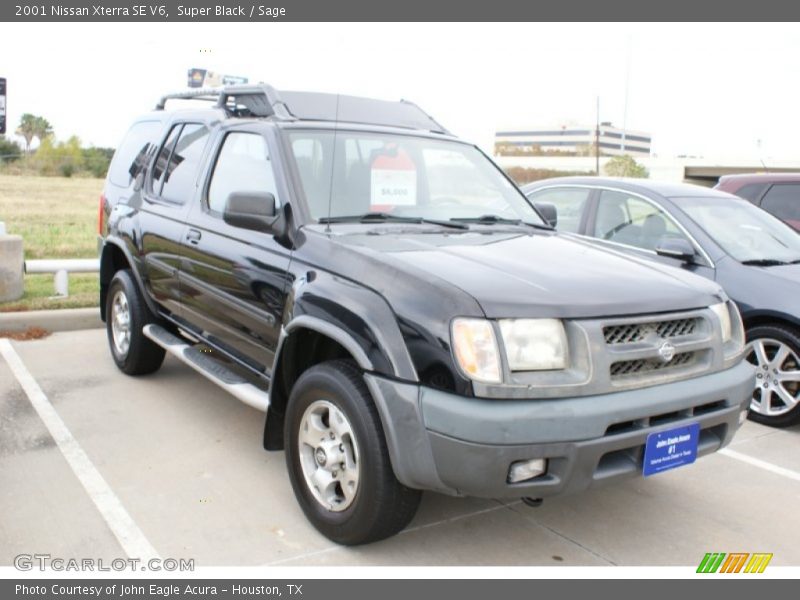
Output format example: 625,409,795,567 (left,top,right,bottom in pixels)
2,579,792,600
